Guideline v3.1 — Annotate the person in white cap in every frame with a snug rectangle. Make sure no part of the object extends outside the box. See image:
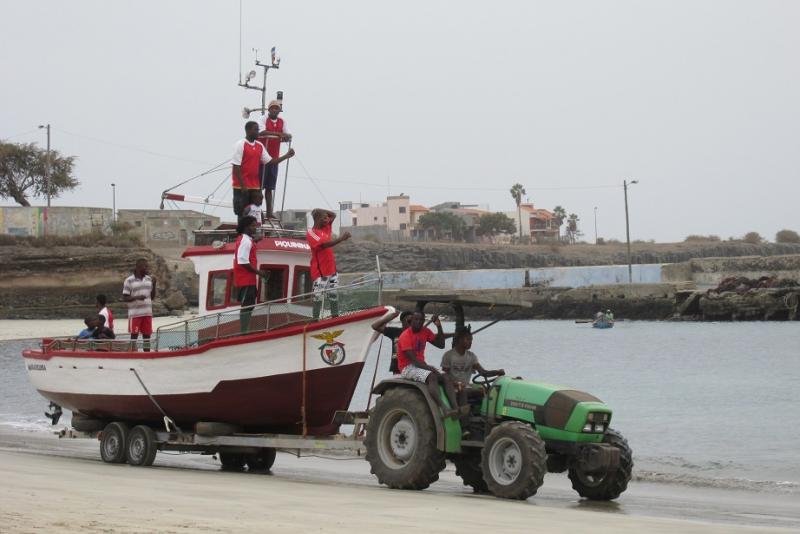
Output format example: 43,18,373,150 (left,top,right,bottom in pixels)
256,99,292,220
